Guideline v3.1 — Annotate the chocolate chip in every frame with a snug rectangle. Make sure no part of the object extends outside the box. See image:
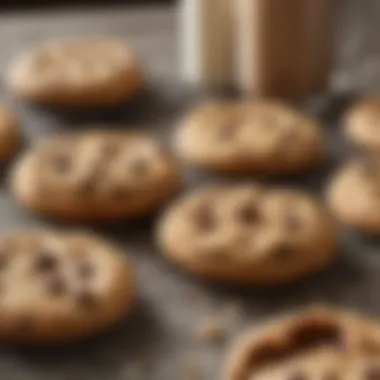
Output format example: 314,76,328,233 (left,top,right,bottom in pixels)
287,371,307,380
237,204,259,224
364,366,380,380
52,155,71,174
45,275,66,296
76,174,97,194
194,206,216,232
34,252,58,273
76,290,97,309
77,261,95,281
129,158,149,177
272,244,293,263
